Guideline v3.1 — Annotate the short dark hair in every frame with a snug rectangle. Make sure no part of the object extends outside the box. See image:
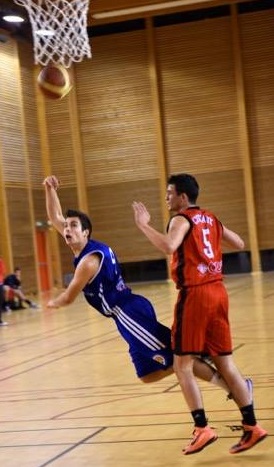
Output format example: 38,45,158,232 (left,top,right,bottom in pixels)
167,173,199,204
65,209,92,239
